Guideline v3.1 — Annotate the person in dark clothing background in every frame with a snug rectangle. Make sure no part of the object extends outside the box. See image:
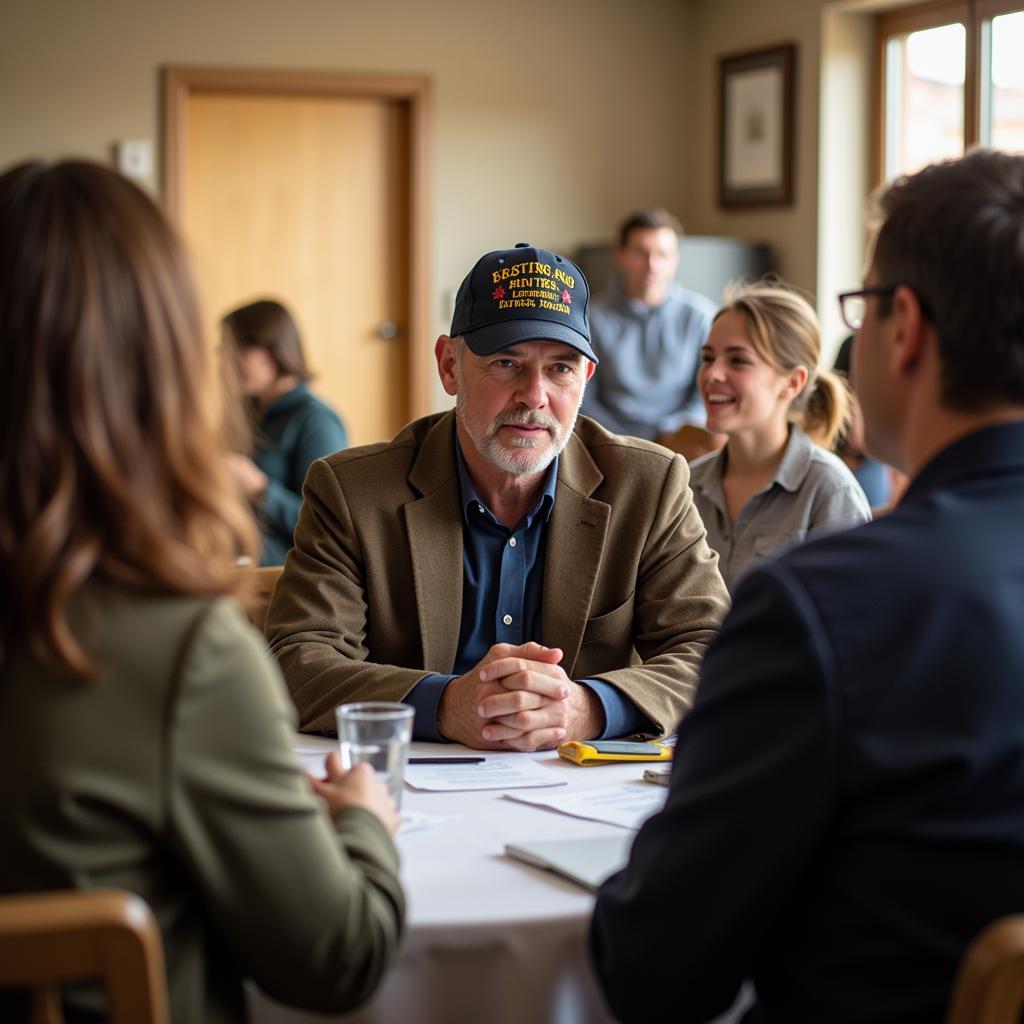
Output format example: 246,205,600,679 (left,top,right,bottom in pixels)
222,299,348,564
